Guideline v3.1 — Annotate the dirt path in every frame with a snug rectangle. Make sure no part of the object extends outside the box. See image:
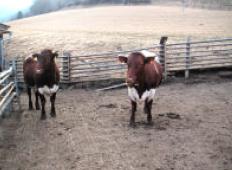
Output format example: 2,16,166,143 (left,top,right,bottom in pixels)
0,80,232,170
